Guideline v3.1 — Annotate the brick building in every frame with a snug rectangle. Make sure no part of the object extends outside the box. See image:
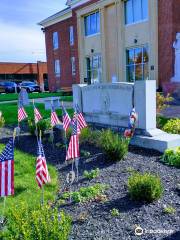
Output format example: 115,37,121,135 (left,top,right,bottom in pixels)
39,0,180,94
0,62,48,91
